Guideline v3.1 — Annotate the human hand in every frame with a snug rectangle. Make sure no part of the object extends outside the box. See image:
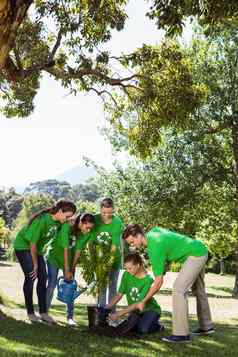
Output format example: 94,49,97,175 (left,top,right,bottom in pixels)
64,271,73,281
136,301,145,312
108,312,119,321
29,266,38,281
